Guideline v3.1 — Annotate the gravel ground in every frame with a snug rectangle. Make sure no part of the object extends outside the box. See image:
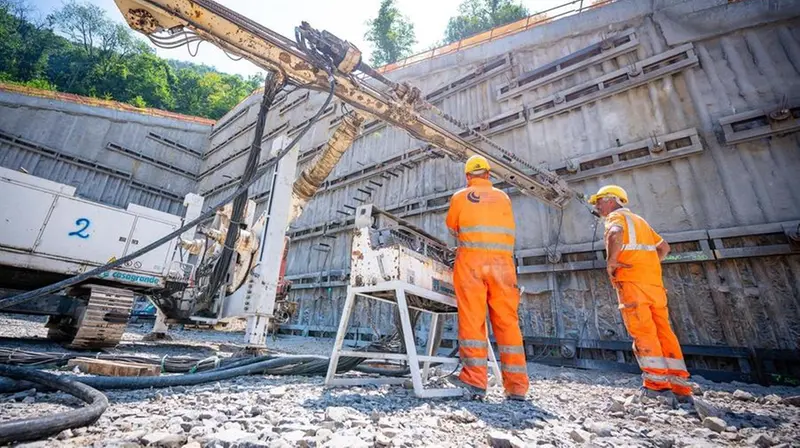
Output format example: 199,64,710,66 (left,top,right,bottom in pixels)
1,314,799,448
